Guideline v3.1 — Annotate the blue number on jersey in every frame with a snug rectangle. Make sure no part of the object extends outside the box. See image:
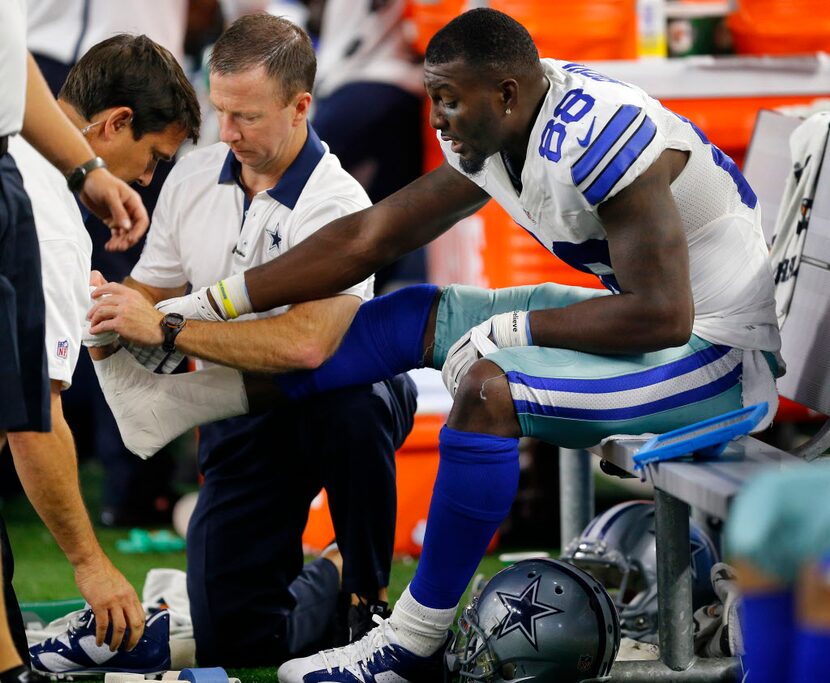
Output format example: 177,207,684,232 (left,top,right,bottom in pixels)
551,239,621,293
539,121,566,162
539,88,595,162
